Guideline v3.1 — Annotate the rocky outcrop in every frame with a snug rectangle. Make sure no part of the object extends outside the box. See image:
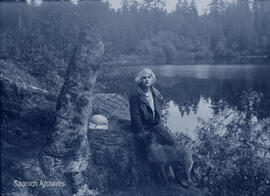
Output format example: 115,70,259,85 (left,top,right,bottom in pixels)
92,93,130,121
1,60,56,160
1,59,137,195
